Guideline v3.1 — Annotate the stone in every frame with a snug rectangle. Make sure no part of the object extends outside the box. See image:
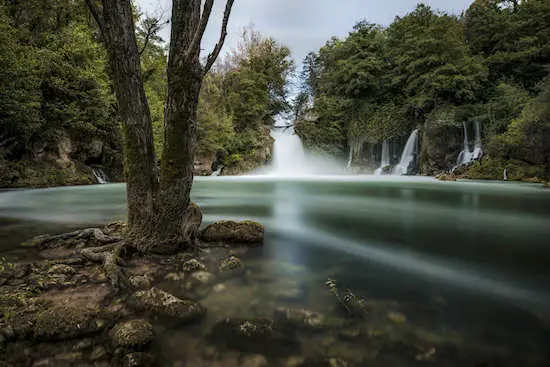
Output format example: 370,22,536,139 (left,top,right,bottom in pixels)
182,259,207,273
435,173,457,182
164,272,185,281
241,354,268,367
339,328,361,340
129,275,153,290
209,318,299,356
274,307,347,331
213,284,227,293
47,264,76,275
201,220,264,245
122,352,155,367
286,356,305,367
130,288,205,323
90,346,108,360
110,319,153,350
34,305,112,341
386,311,407,324
190,271,216,285
73,338,94,350
218,256,244,277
